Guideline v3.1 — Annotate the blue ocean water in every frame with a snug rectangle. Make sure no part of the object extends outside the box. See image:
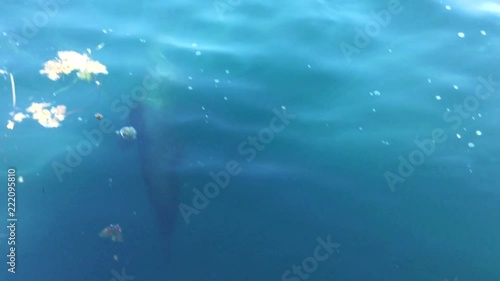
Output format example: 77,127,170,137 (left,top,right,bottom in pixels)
0,0,499,280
